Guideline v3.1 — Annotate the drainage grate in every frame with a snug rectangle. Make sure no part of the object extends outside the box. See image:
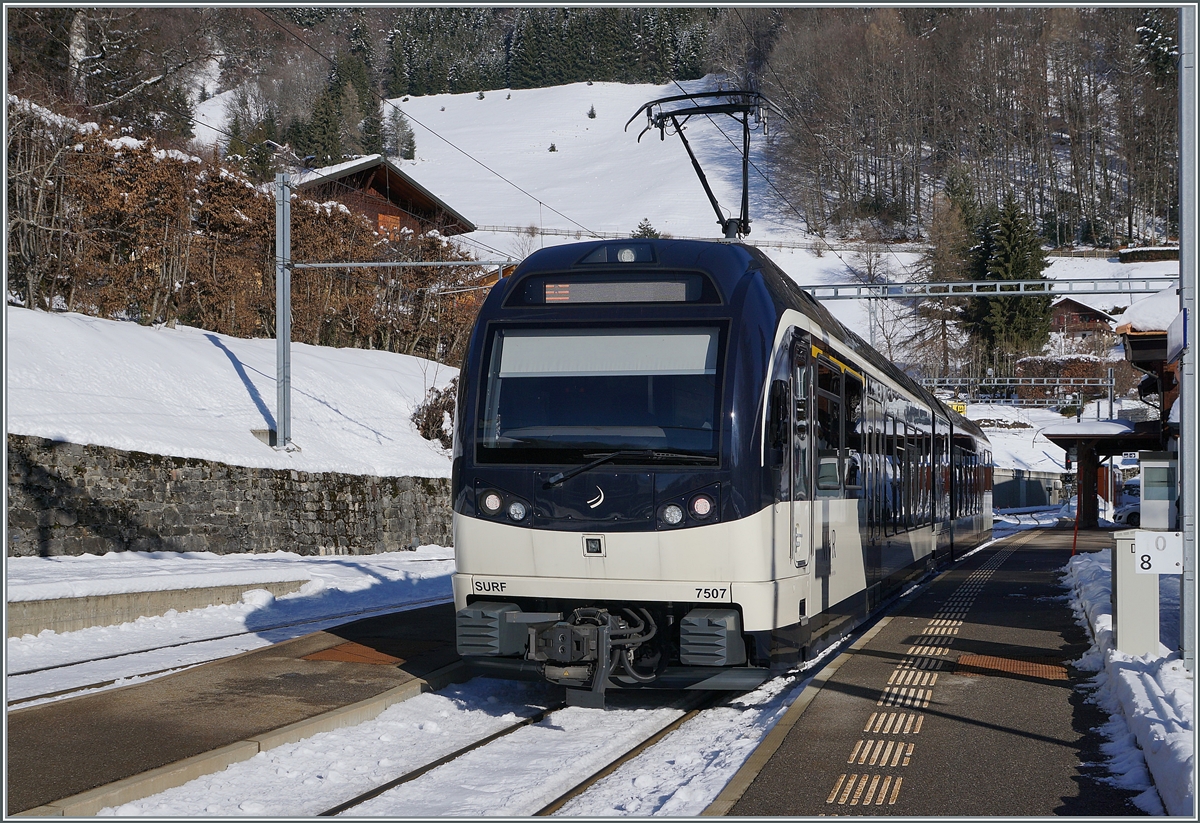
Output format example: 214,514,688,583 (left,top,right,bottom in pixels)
955,653,1068,680
303,641,404,665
